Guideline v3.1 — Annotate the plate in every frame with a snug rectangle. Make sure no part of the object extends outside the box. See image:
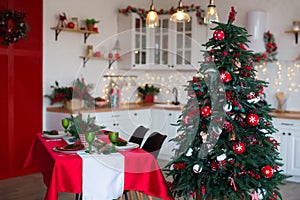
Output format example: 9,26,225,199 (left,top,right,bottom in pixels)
53,144,85,153
115,142,139,151
43,131,68,139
